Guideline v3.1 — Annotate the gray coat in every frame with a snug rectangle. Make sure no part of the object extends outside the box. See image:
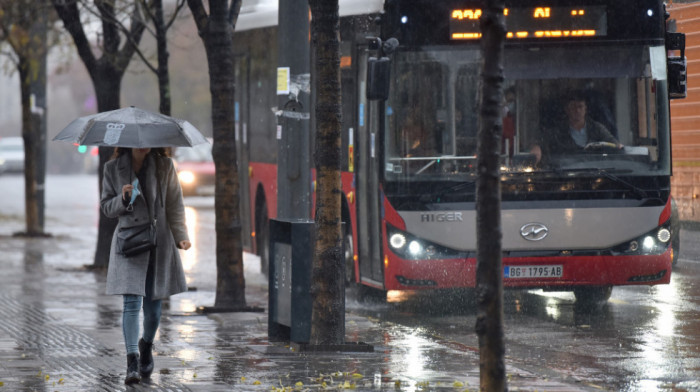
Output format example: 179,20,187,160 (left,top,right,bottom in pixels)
101,152,188,300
